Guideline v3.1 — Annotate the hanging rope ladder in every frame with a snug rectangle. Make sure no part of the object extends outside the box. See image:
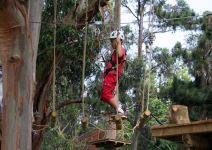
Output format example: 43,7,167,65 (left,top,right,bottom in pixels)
81,0,89,128
50,0,58,128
